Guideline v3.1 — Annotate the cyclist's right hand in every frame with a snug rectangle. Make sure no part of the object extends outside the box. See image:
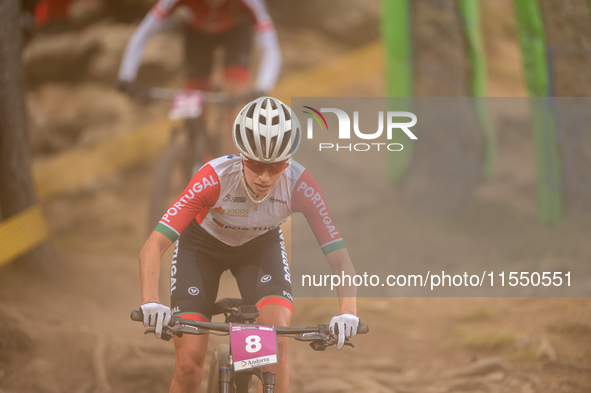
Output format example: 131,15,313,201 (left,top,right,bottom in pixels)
117,79,136,96
140,302,172,339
